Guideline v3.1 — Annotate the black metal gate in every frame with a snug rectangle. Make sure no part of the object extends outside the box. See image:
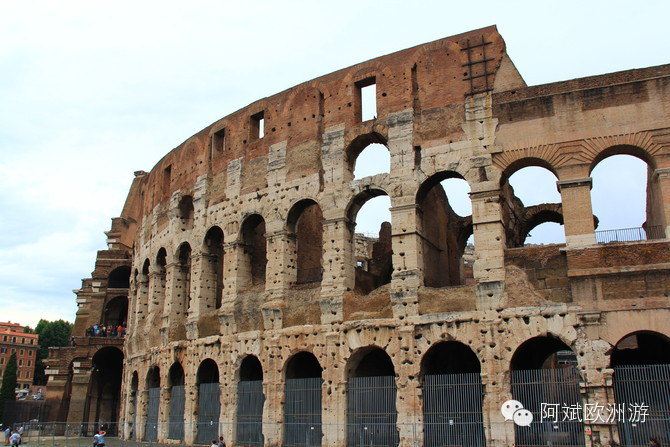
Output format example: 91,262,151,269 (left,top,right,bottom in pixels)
197,382,221,444
236,380,264,446
614,364,670,446
347,375,399,447
168,385,185,440
511,367,585,447
144,387,160,442
283,377,323,446
423,372,485,447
